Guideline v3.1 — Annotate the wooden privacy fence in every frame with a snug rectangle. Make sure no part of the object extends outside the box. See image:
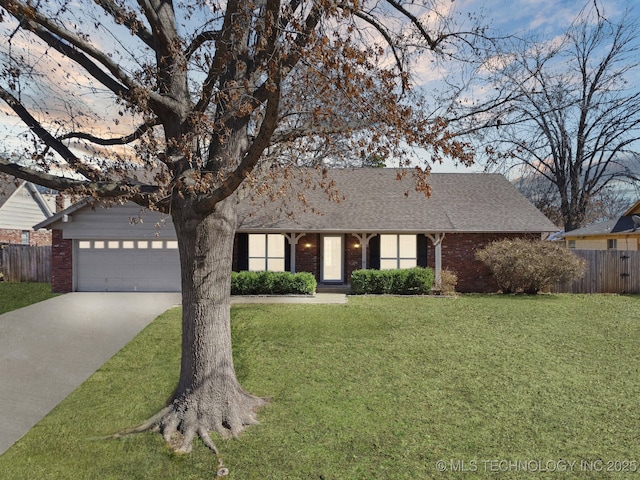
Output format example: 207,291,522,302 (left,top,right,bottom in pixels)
0,245,52,283
551,250,640,294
